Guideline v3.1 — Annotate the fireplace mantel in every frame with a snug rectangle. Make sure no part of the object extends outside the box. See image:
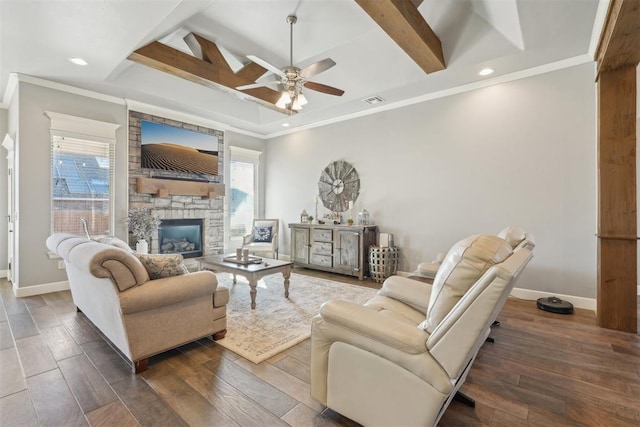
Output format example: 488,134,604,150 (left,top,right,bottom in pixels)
136,177,225,198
